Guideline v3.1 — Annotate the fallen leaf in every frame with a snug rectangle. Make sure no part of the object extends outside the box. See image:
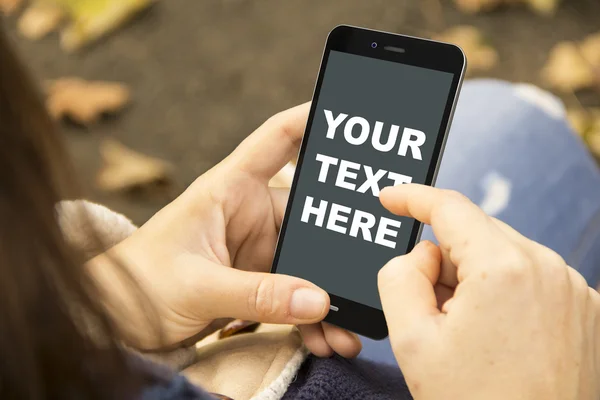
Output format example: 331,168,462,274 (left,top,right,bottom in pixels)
541,42,596,92
569,108,600,158
590,117,600,138
585,129,600,158
46,78,130,125
56,0,153,52
583,109,600,133
580,32,600,69
434,26,498,73
18,2,65,40
453,0,559,15
0,0,23,15
566,108,590,136
97,139,173,192
218,320,260,339
566,108,600,158
453,0,504,14
525,0,560,15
